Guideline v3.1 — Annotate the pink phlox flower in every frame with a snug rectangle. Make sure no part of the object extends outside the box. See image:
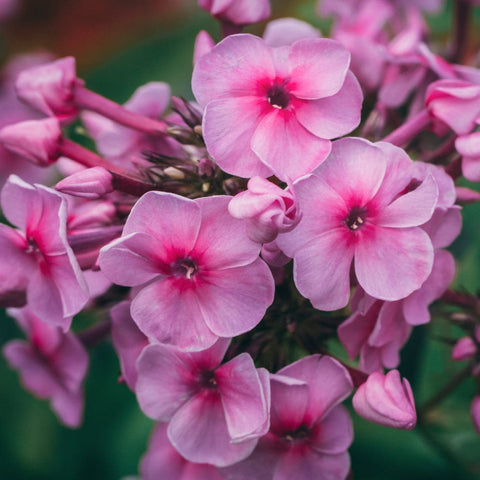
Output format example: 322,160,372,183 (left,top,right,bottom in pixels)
192,33,362,181
451,336,478,362
135,339,271,466
228,177,300,244
15,56,82,122
0,175,89,329
55,166,114,199
194,30,216,65
221,354,353,480
276,138,438,311
198,0,271,26
99,192,275,351
82,82,180,168
140,422,225,480
3,307,88,427
353,370,416,430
